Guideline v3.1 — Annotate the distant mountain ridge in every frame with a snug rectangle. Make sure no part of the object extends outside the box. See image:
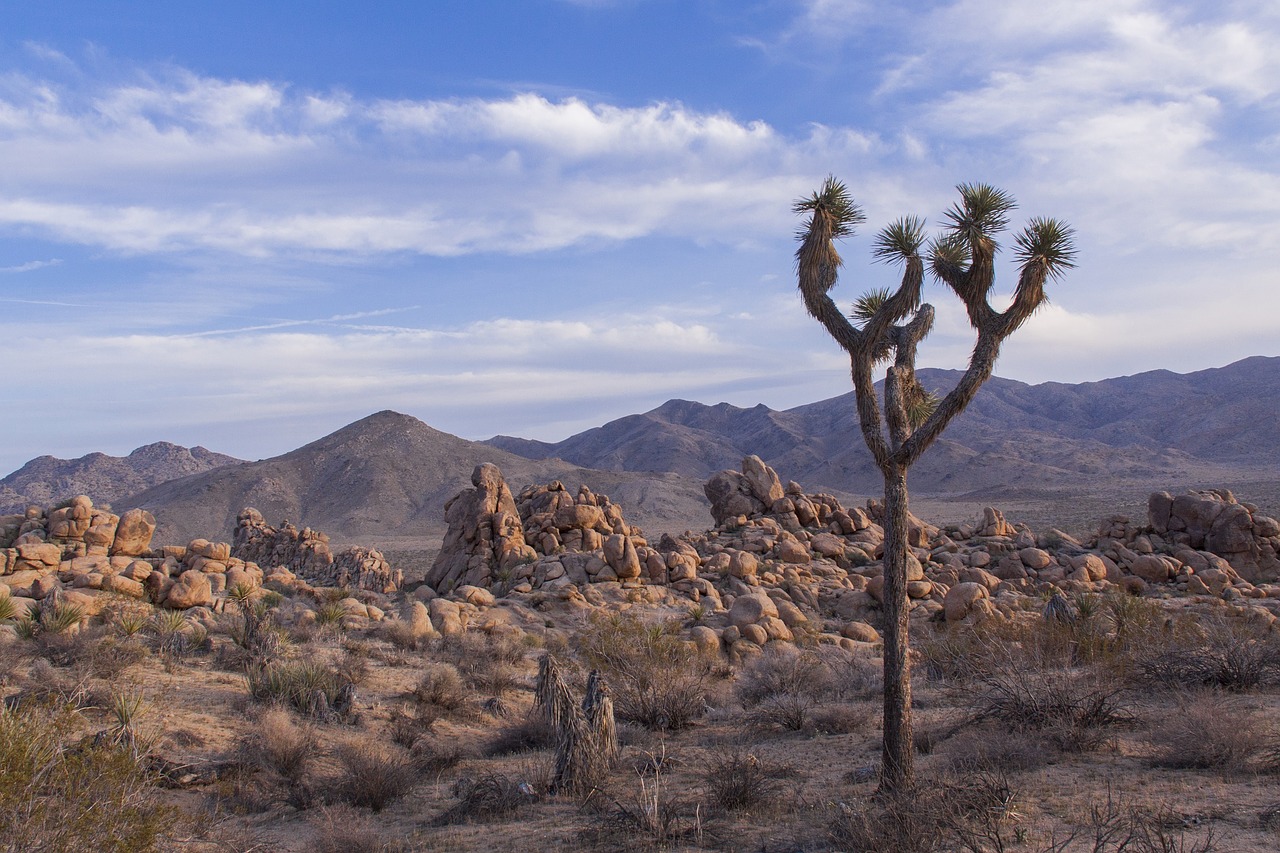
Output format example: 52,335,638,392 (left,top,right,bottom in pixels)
0,442,242,512
122,411,709,548
485,356,1280,494
3,357,1276,550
